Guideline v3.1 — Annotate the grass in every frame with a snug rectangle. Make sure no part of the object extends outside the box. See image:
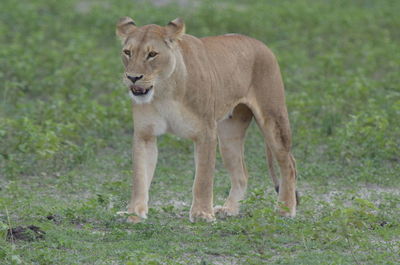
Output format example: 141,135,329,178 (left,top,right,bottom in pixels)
1,0,399,264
